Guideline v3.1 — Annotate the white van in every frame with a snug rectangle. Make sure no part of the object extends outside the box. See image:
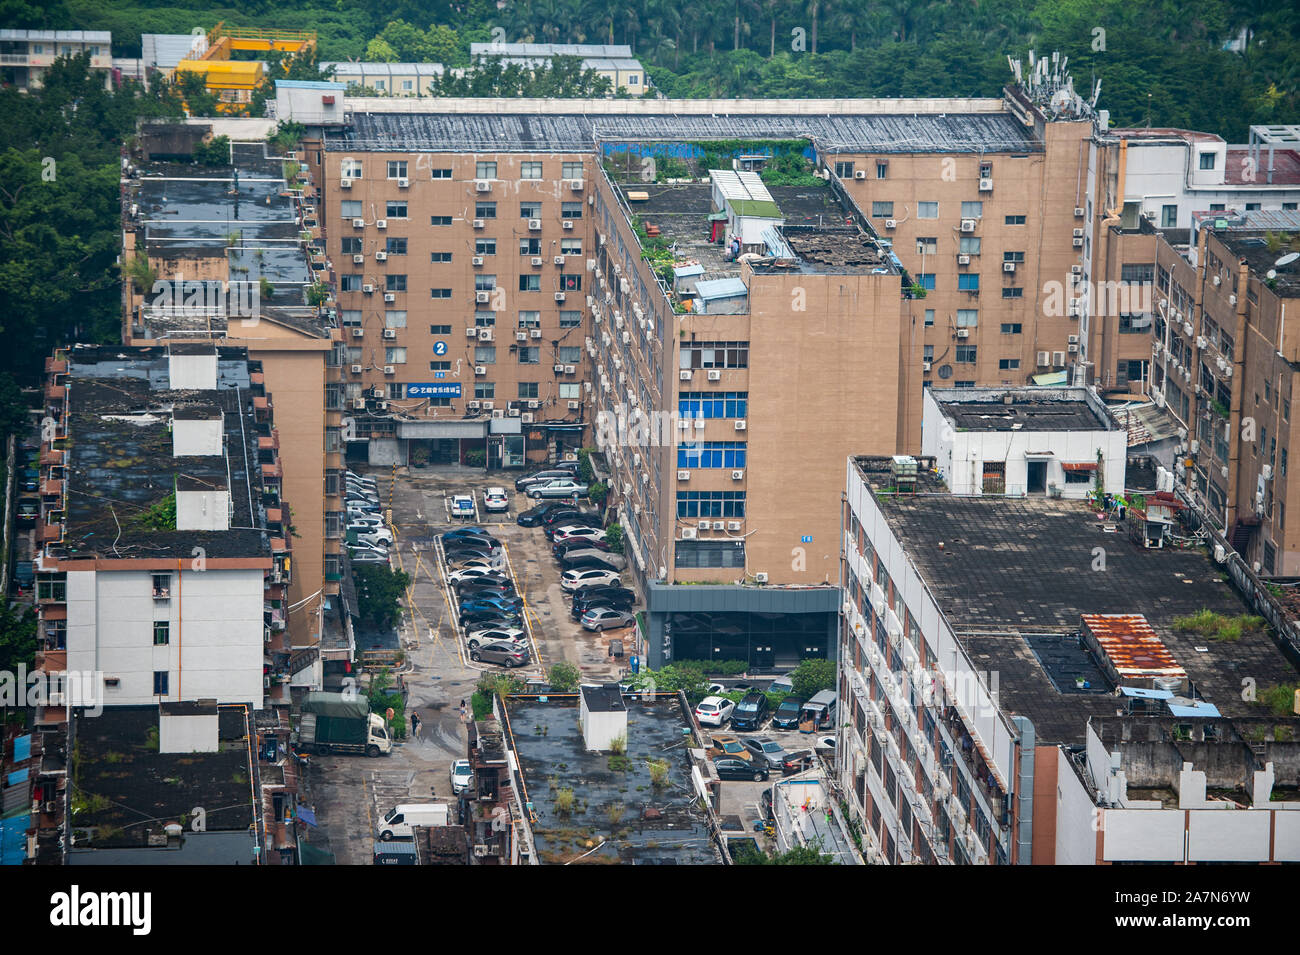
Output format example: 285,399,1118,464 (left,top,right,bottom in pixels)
378,803,449,841
799,690,838,730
